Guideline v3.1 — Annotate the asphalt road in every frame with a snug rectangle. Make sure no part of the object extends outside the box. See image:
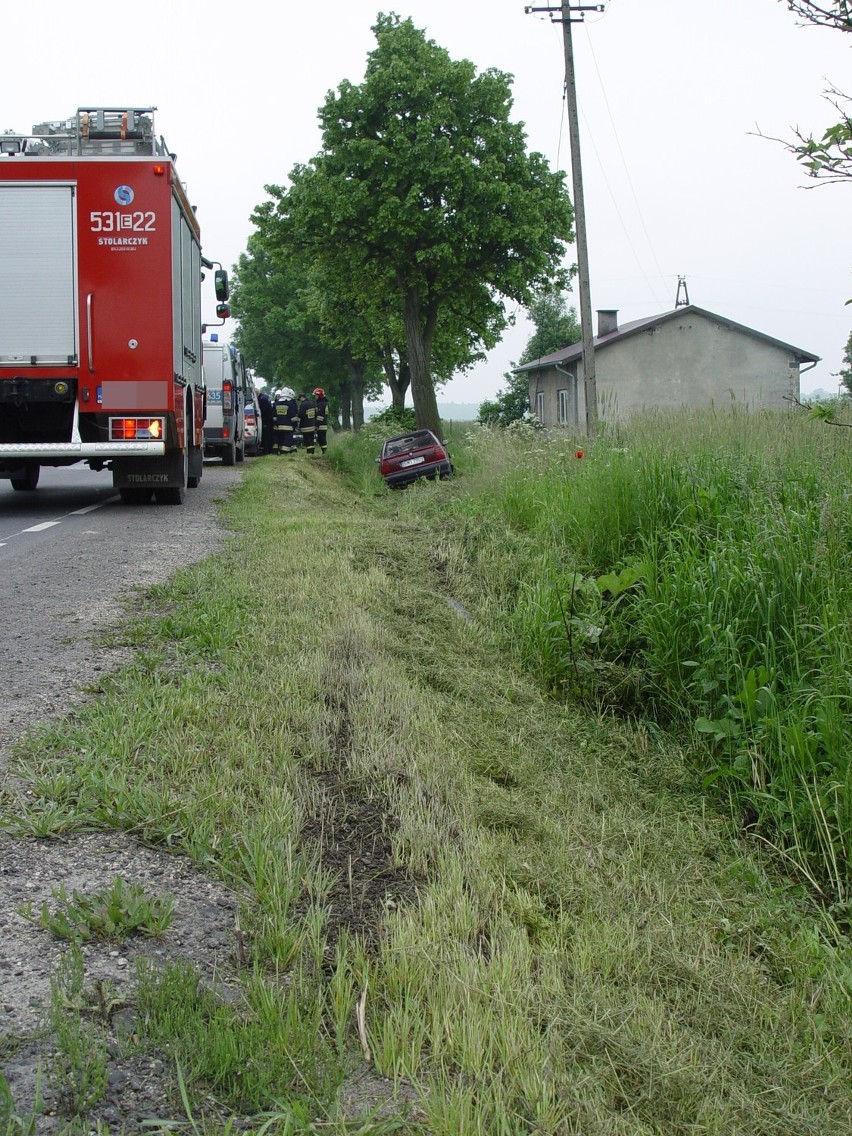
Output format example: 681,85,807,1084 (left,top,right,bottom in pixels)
0,460,244,770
